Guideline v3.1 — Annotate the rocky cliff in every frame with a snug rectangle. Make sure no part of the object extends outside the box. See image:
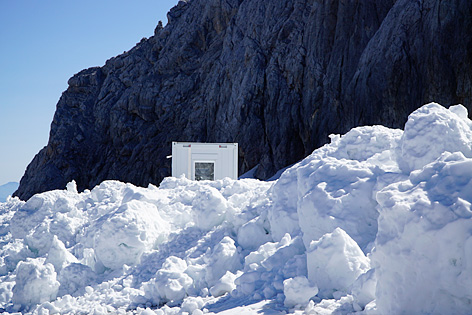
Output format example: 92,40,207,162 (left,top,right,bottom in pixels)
15,0,472,200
